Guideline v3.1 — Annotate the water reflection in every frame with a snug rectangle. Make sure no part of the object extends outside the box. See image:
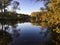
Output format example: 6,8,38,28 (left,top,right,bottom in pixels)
12,25,20,38
7,22,51,45
0,21,20,45
31,22,60,45
0,21,60,45
0,30,12,45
